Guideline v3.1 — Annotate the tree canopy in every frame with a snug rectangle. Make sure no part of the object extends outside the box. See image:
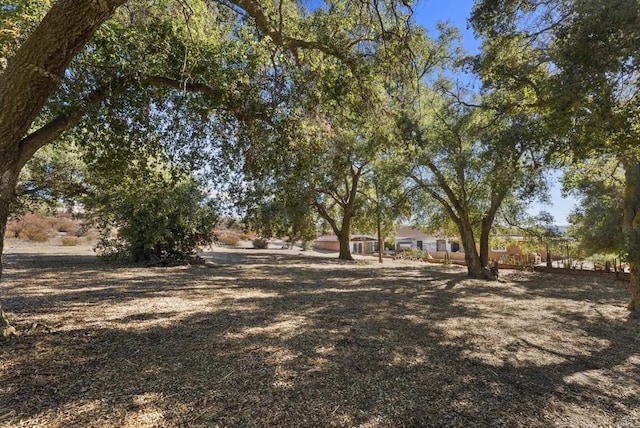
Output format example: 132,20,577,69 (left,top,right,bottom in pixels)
471,0,640,309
